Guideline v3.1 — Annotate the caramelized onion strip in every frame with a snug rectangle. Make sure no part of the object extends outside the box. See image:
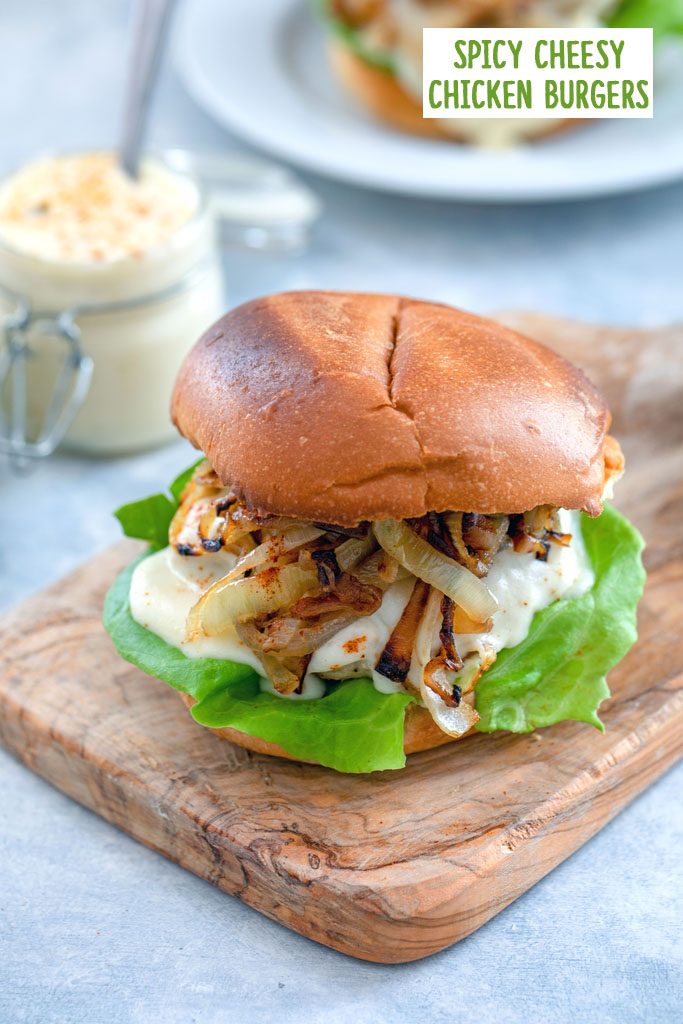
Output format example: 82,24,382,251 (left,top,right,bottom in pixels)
235,620,310,695
375,580,430,684
373,519,498,621
186,564,318,639
222,526,325,583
